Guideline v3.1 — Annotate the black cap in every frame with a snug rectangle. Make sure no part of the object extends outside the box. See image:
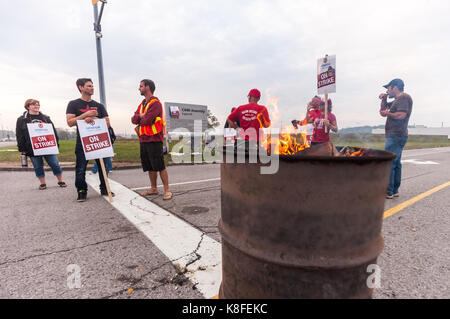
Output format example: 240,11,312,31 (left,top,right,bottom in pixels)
383,78,404,91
